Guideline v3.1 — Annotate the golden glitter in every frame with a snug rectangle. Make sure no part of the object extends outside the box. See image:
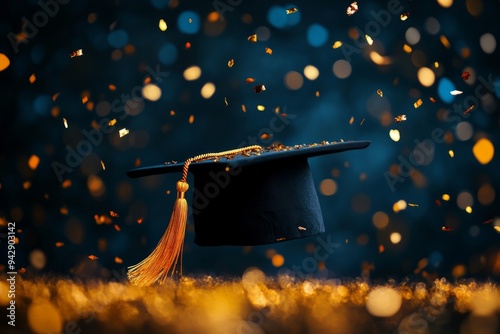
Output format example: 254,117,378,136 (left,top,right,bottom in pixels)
63,118,68,128
464,104,475,115
224,97,228,106
394,115,407,123
347,1,358,15
377,89,383,97
257,105,265,111
227,59,235,67
88,255,98,260
115,257,123,264
403,44,412,53
28,155,40,170
332,41,343,49
400,13,410,21
159,19,167,31
70,49,83,58
29,73,36,84
286,7,298,14
108,119,117,126
365,35,374,45
440,35,451,48
349,116,355,124
265,47,273,54
247,34,257,43
189,115,195,124
449,150,454,158
413,99,423,108
119,128,129,137
101,160,106,170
